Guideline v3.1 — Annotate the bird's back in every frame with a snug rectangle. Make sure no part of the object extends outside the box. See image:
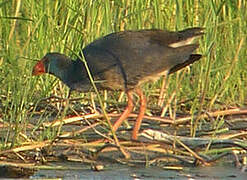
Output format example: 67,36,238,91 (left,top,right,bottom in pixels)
81,28,203,91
